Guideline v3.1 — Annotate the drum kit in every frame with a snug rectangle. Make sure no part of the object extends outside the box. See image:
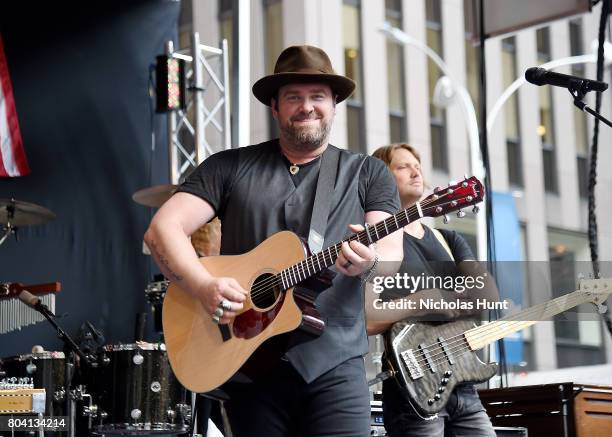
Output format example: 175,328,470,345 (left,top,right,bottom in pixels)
0,185,224,436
